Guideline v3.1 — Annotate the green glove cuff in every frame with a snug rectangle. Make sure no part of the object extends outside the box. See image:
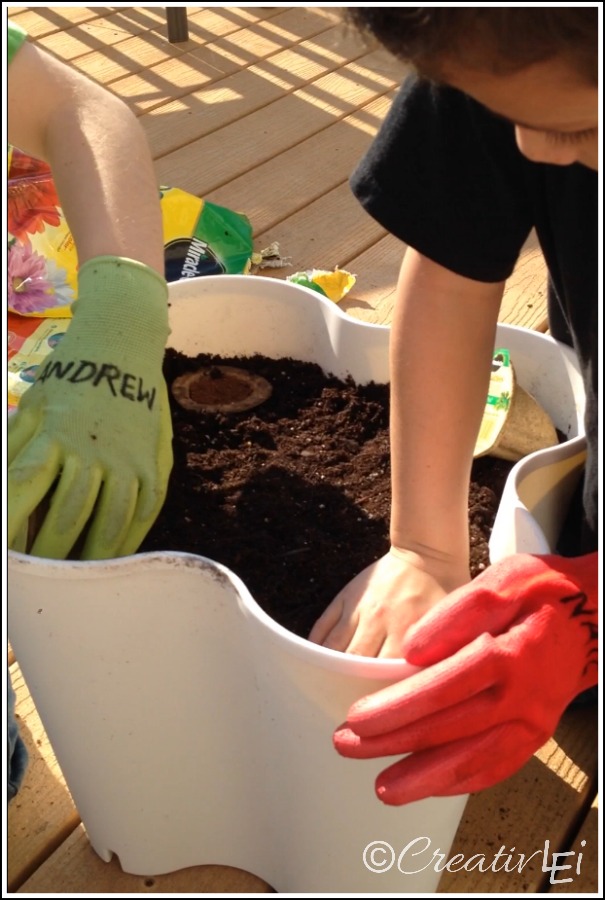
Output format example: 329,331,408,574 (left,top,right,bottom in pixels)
72,256,170,358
